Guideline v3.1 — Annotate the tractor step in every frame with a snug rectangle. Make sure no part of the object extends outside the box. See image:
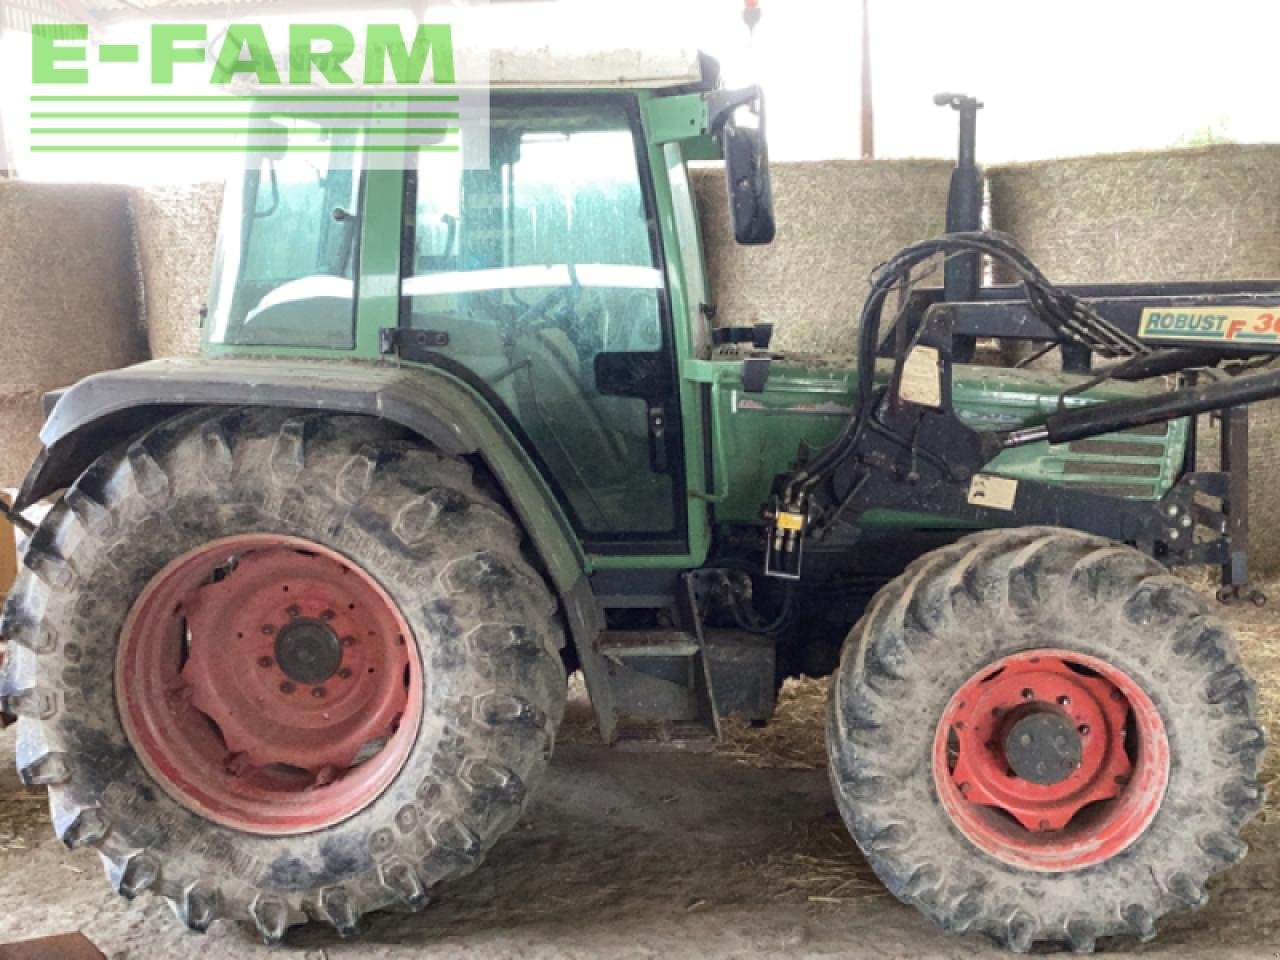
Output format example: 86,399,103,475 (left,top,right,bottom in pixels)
597,630,700,659
611,719,718,752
